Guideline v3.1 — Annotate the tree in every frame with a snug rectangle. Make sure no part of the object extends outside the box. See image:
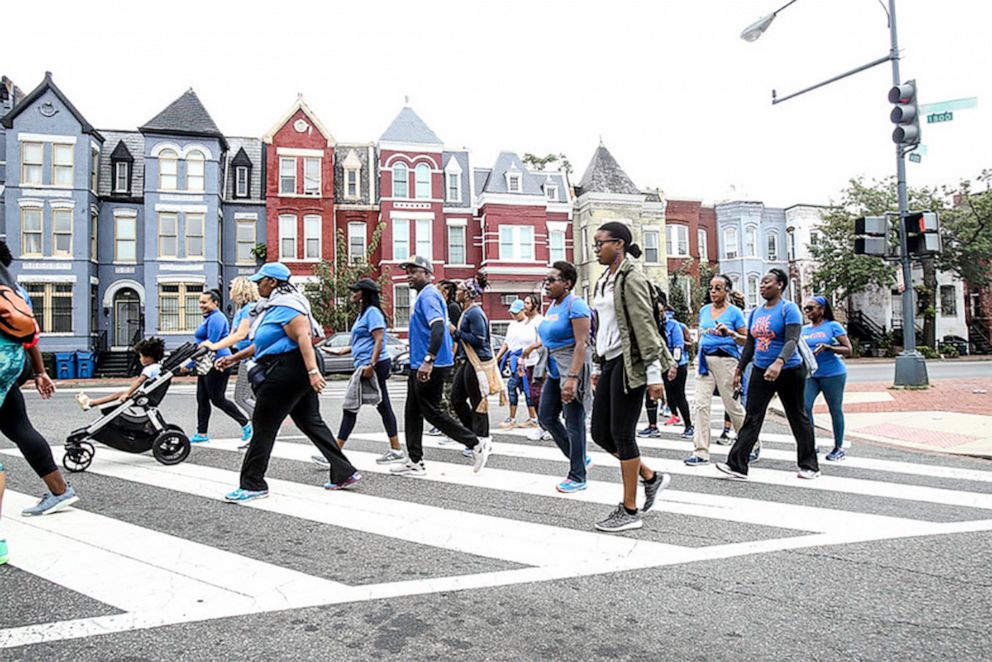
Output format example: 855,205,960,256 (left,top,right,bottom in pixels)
523,152,572,174
938,169,992,289
304,222,388,334
668,271,691,324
